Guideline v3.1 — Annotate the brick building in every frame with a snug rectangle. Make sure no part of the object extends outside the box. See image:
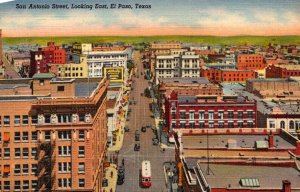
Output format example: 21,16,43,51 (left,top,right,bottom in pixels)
30,42,66,77
164,91,257,134
246,78,300,98
0,29,2,65
201,68,257,83
0,73,108,191
237,54,265,70
266,64,300,78
174,130,300,192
